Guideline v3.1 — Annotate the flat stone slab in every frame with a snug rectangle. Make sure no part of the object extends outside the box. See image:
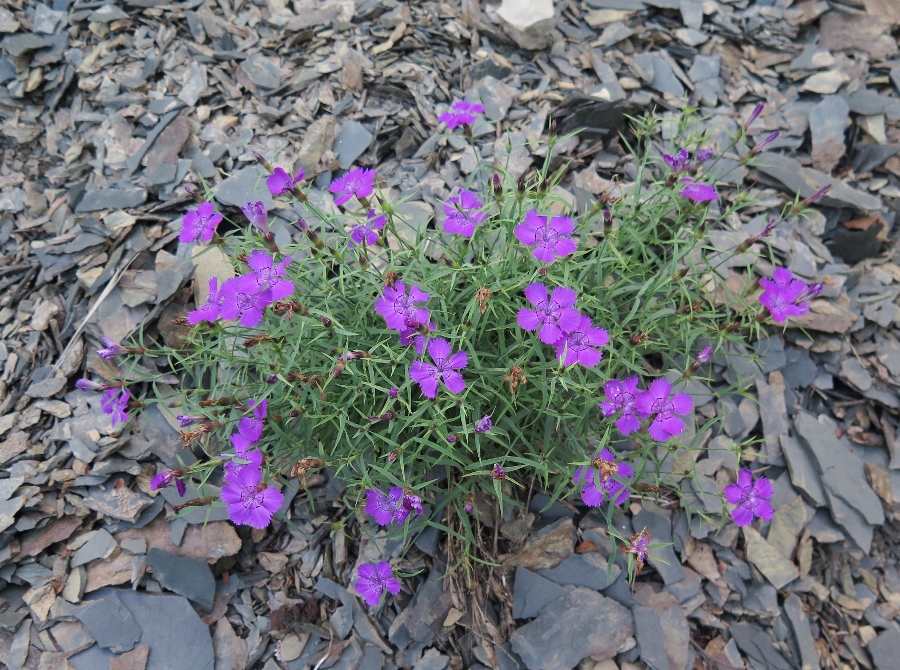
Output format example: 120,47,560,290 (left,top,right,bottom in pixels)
146,548,215,612
512,567,567,619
